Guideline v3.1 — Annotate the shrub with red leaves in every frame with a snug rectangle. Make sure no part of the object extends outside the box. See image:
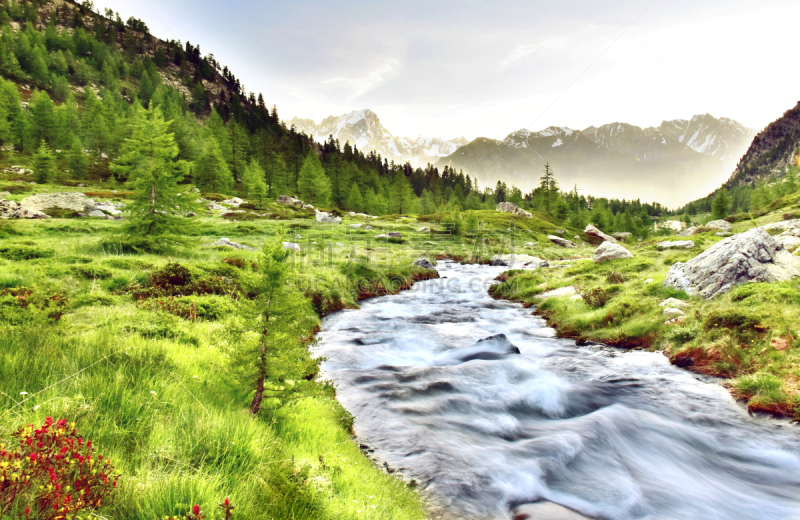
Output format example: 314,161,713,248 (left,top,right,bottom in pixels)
0,418,118,519
167,498,234,520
